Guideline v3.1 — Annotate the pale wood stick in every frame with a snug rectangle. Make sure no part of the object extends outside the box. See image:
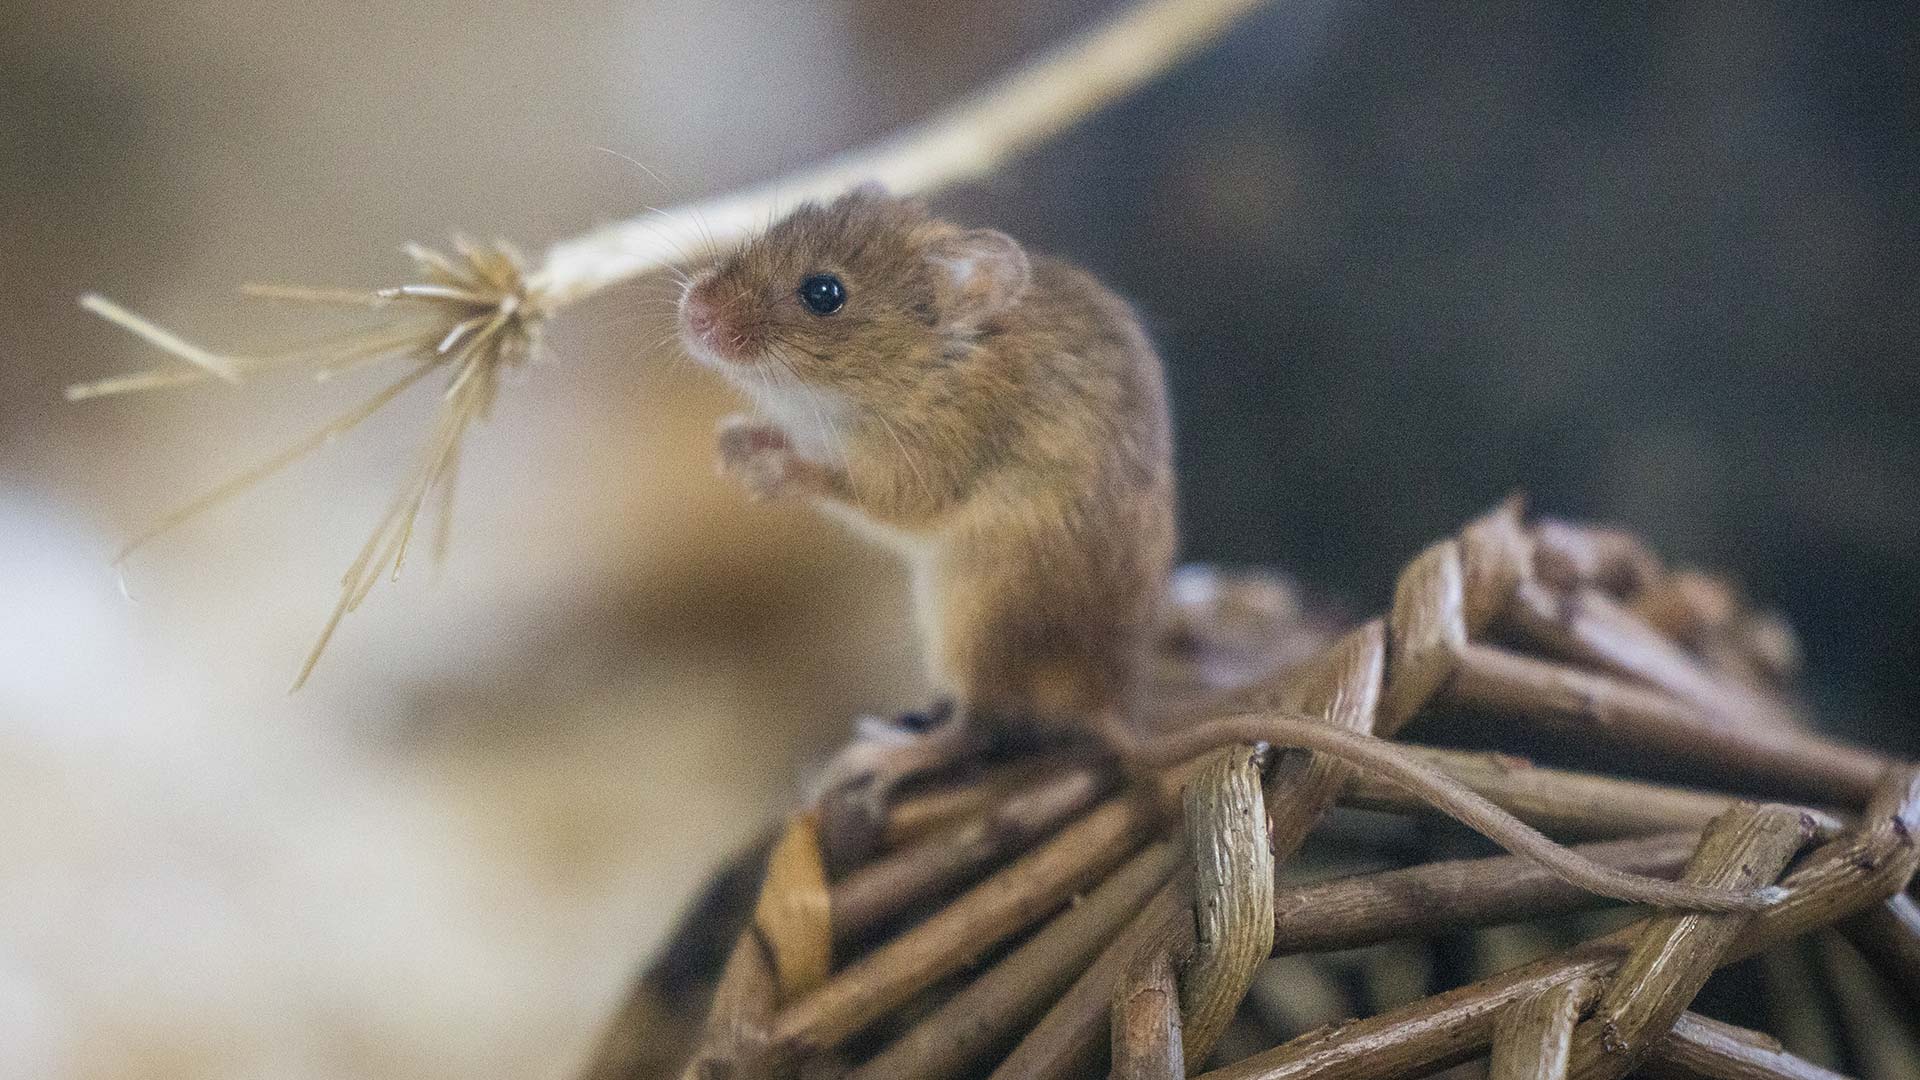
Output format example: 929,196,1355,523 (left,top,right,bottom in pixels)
1193,769,1920,1080
1561,804,1812,1080
877,757,1077,849
1815,932,1920,1080
1489,977,1600,1080
1834,891,1920,1008
1178,746,1276,1068
769,795,1154,1063
1113,711,1780,912
1269,832,1702,957
1445,642,1887,806
1346,746,1846,843
1112,942,1188,1080
830,763,1110,945
847,840,1183,1080
992,623,1391,1080
1644,1013,1856,1080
